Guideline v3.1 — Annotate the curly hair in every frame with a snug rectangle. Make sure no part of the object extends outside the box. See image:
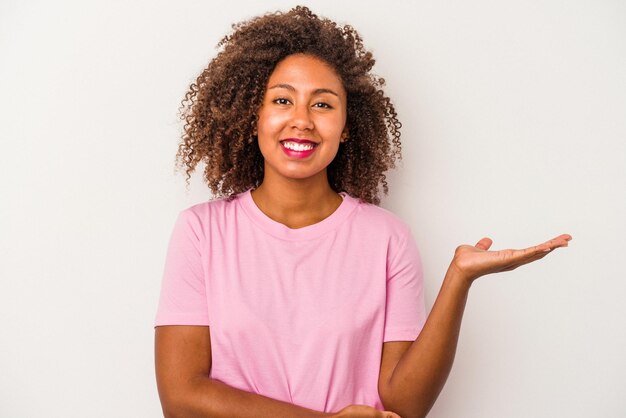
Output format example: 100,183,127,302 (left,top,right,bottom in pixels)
176,5,402,205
